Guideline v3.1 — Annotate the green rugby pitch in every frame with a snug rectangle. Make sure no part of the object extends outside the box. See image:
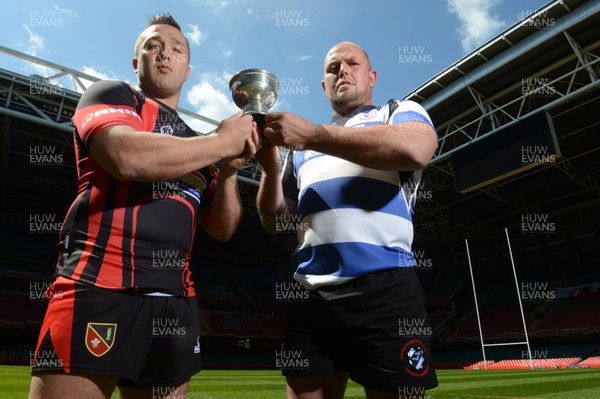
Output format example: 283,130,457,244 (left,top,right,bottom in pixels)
2,365,600,398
